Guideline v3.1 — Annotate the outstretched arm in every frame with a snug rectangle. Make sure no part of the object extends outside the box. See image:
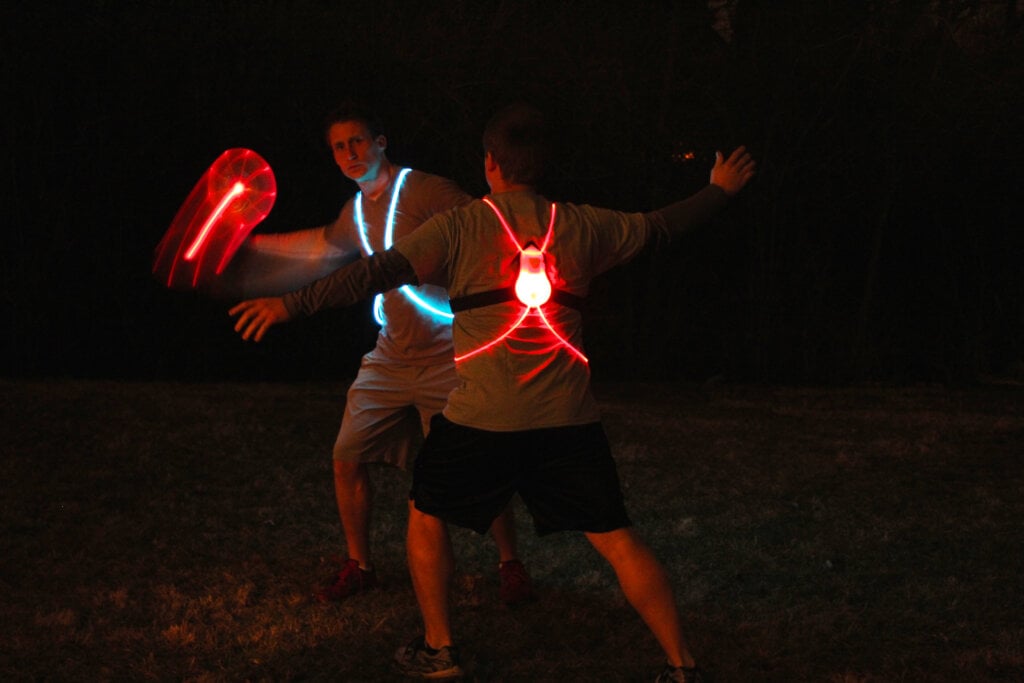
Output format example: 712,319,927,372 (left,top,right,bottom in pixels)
645,146,756,240
228,248,419,342
208,227,354,300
